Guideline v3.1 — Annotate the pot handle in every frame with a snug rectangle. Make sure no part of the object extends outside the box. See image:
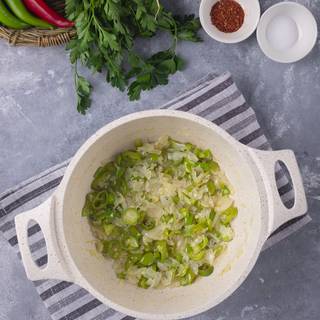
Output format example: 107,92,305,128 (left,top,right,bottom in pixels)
248,149,307,234
15,196,73,282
